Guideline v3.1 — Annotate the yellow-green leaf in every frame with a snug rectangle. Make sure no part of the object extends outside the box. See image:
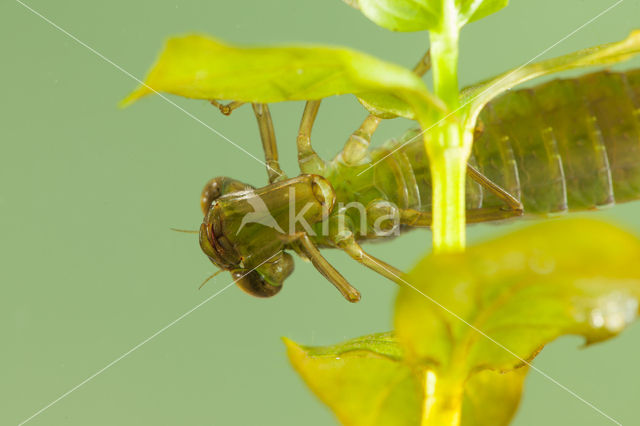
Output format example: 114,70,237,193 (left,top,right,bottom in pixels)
343,0,438,32
285,333,528,426
395,218,640,375
463,0,509,24
358,92,416,119
120,34,444,120
461,367,527,426
284,333,421,426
